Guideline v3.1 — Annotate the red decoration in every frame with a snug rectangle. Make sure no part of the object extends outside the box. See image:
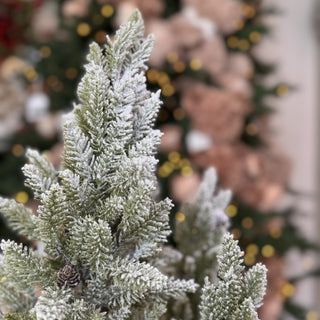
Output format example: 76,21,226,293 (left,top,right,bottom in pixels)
0,0,42,62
